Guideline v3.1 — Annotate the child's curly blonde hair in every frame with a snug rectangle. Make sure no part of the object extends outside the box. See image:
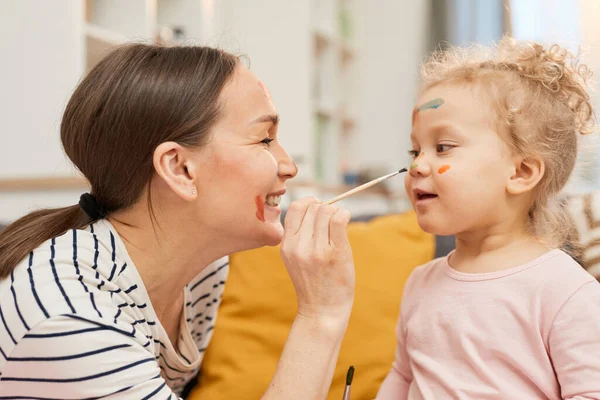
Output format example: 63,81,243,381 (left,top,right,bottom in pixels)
420,37,595,254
